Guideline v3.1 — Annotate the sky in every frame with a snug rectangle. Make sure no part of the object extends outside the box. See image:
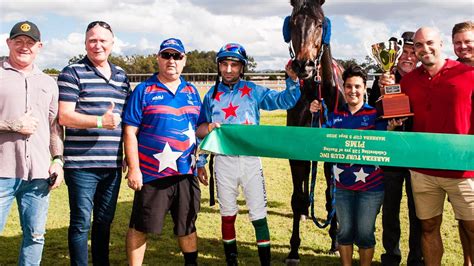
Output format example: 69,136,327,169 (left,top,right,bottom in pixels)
0,0,473,71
